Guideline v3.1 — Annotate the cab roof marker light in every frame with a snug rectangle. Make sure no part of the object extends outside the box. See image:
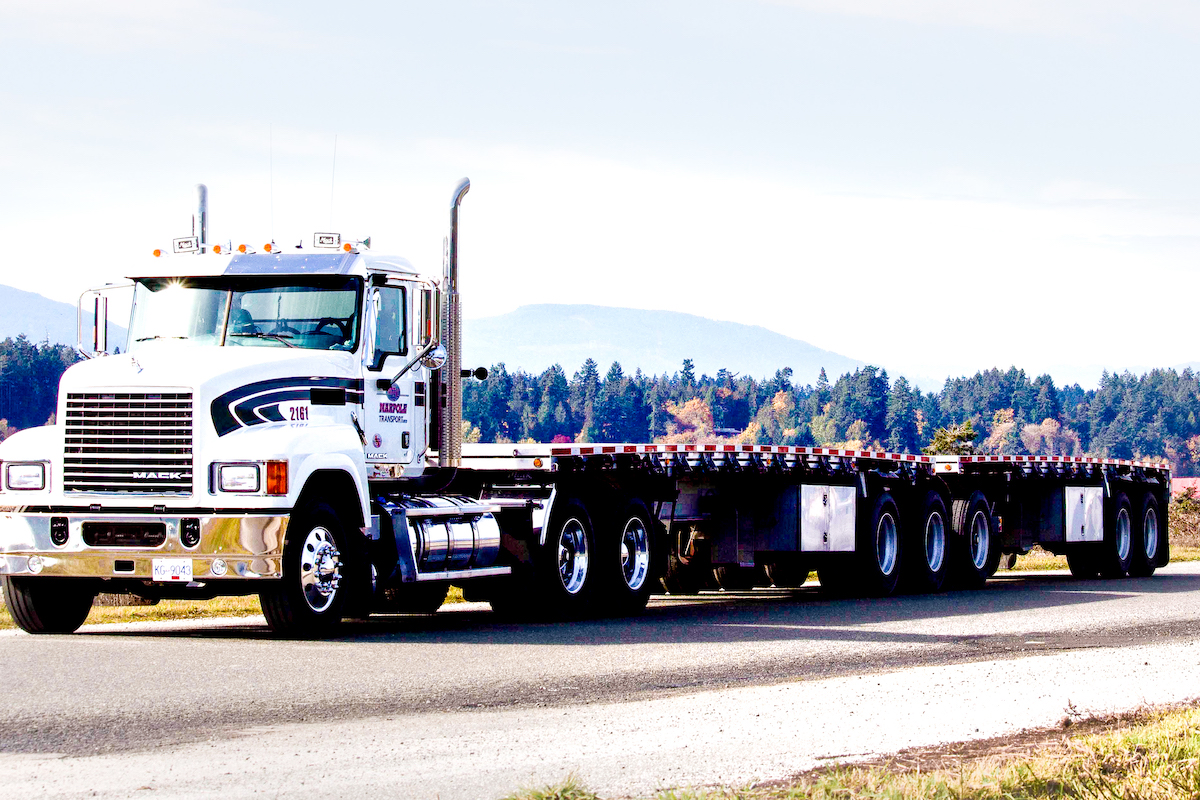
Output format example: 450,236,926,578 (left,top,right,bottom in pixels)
314,232,341,249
